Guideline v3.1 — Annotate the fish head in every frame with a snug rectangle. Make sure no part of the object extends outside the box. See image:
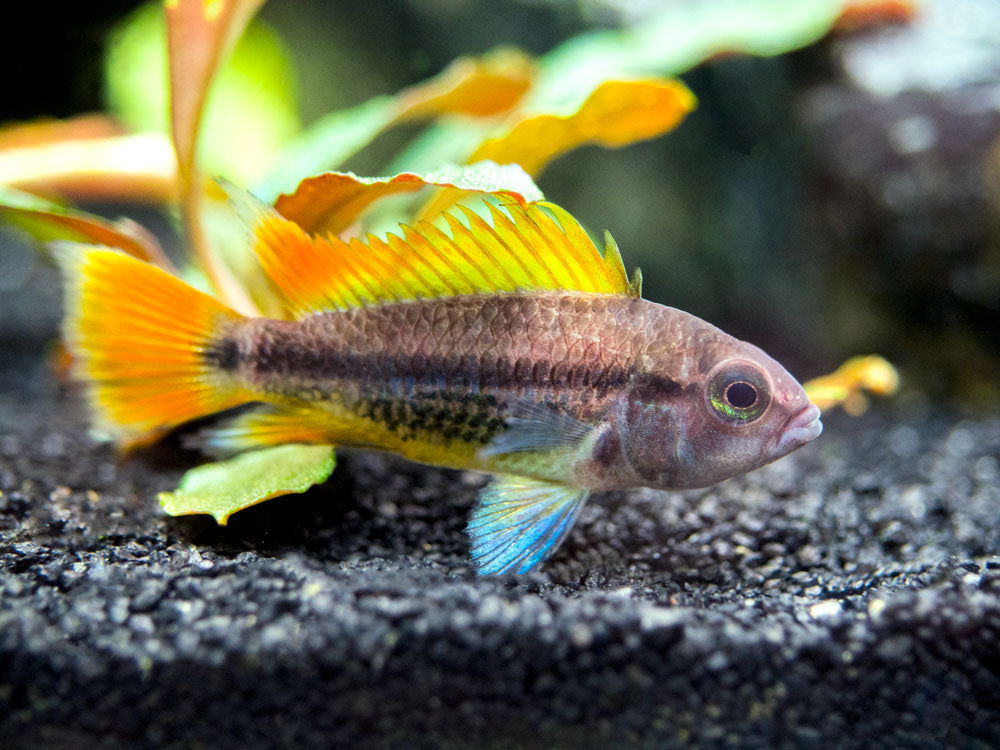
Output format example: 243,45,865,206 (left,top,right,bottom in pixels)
618,337,822,490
